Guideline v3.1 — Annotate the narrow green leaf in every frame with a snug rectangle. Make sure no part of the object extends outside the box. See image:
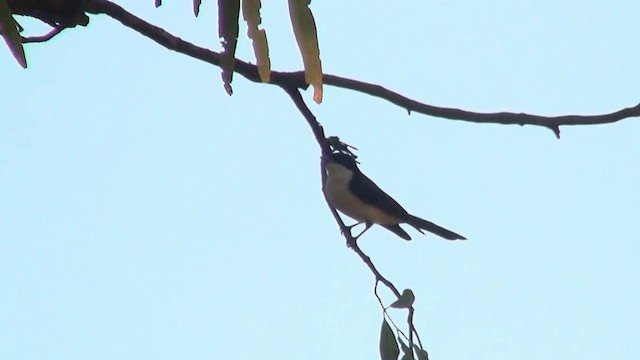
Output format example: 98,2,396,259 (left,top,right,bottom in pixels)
379,319,399,360
0,0,26,68
193,0,201,17
389,289,415,309
412,344,429,360
242,0,270,82
287,0,322,103
218,0,240,95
